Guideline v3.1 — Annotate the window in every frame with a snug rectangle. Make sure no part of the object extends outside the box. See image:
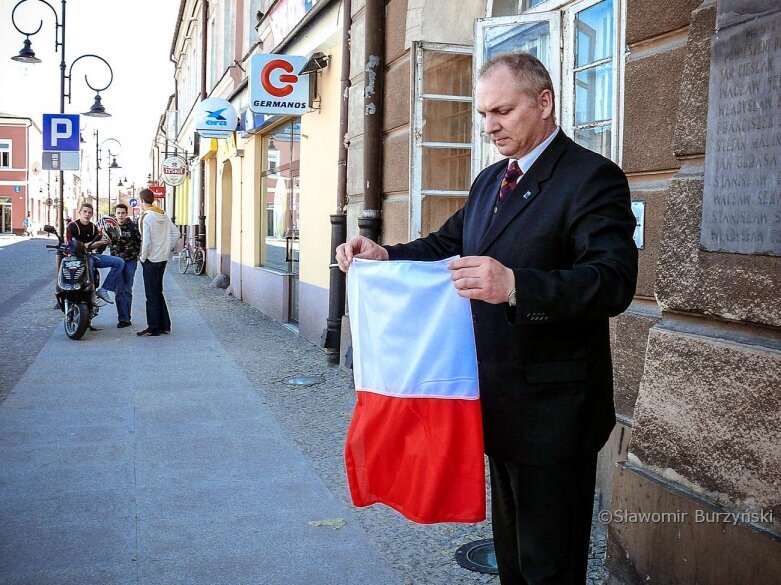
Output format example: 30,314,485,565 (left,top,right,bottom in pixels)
478,0,622,164
0,140,10,168
222,0,234,73
260,120,300,271
411,1,622,239
208,16,217,89
410,43,473,239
